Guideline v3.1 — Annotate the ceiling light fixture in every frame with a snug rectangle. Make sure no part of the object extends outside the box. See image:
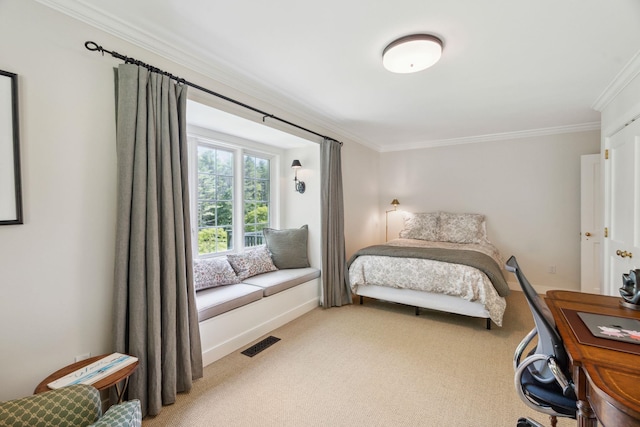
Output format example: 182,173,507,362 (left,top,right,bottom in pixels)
382,34,443,74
